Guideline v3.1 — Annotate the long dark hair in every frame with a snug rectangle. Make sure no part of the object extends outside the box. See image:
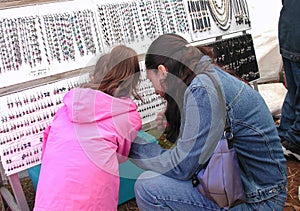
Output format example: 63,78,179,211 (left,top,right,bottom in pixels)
145,34,248,142
145,34,199,142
